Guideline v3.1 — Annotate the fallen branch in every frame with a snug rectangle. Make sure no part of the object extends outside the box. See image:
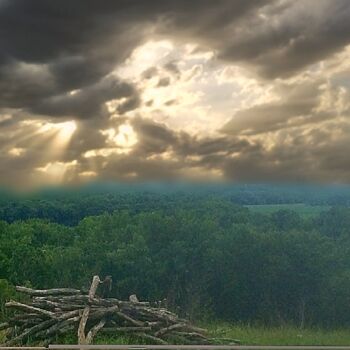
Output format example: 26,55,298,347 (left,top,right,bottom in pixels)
5,301,55,318
16,286,82,296
78,275,101,344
